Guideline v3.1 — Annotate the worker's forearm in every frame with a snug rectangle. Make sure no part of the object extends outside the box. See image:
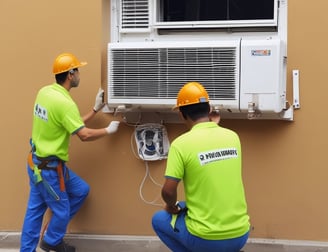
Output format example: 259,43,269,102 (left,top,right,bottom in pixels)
162,189,177,207
77,127,108,141
162,190,181,213
82,109,97,123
